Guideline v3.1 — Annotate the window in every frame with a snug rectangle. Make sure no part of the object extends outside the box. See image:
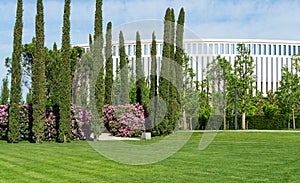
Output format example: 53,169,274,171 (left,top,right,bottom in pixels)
128,45,131,56
198,43,202,54
220,43,224,54
231,44,235,54
113,46,116,56
196,56,199,81
266,57,268,81
142,57,145,72
298,46,300,55
116,58,119,70
144,45,148,55
214,43,218,54
131,57,134,74
209,44,213,54
187,43,191,54
253,44,256,55
160,44,163,55
263,44,266,55
133,45,136,55
288,45,291,55
293,45,296,55
225,44,229,54
203,44,208,54
283,45,286,55
193,43,197,54
258,44,261,55
279,45,282,55
268,44,271,55
273,45,276,55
